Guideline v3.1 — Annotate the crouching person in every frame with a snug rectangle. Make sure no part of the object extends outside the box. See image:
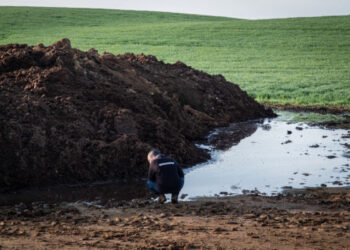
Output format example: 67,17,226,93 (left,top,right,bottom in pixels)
147,149,184,204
